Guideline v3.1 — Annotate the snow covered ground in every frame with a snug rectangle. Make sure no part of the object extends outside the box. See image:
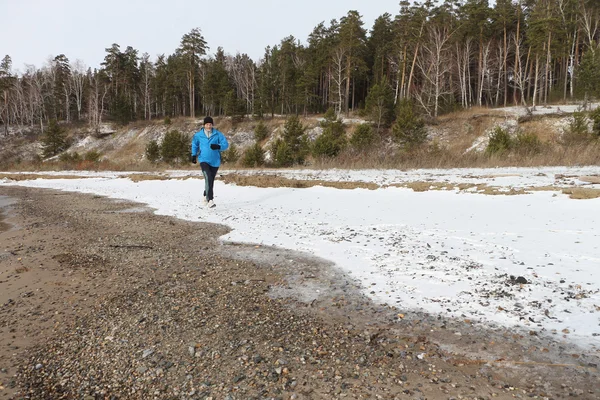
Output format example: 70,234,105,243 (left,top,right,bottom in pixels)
2,166,599,350
494,102,600,117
